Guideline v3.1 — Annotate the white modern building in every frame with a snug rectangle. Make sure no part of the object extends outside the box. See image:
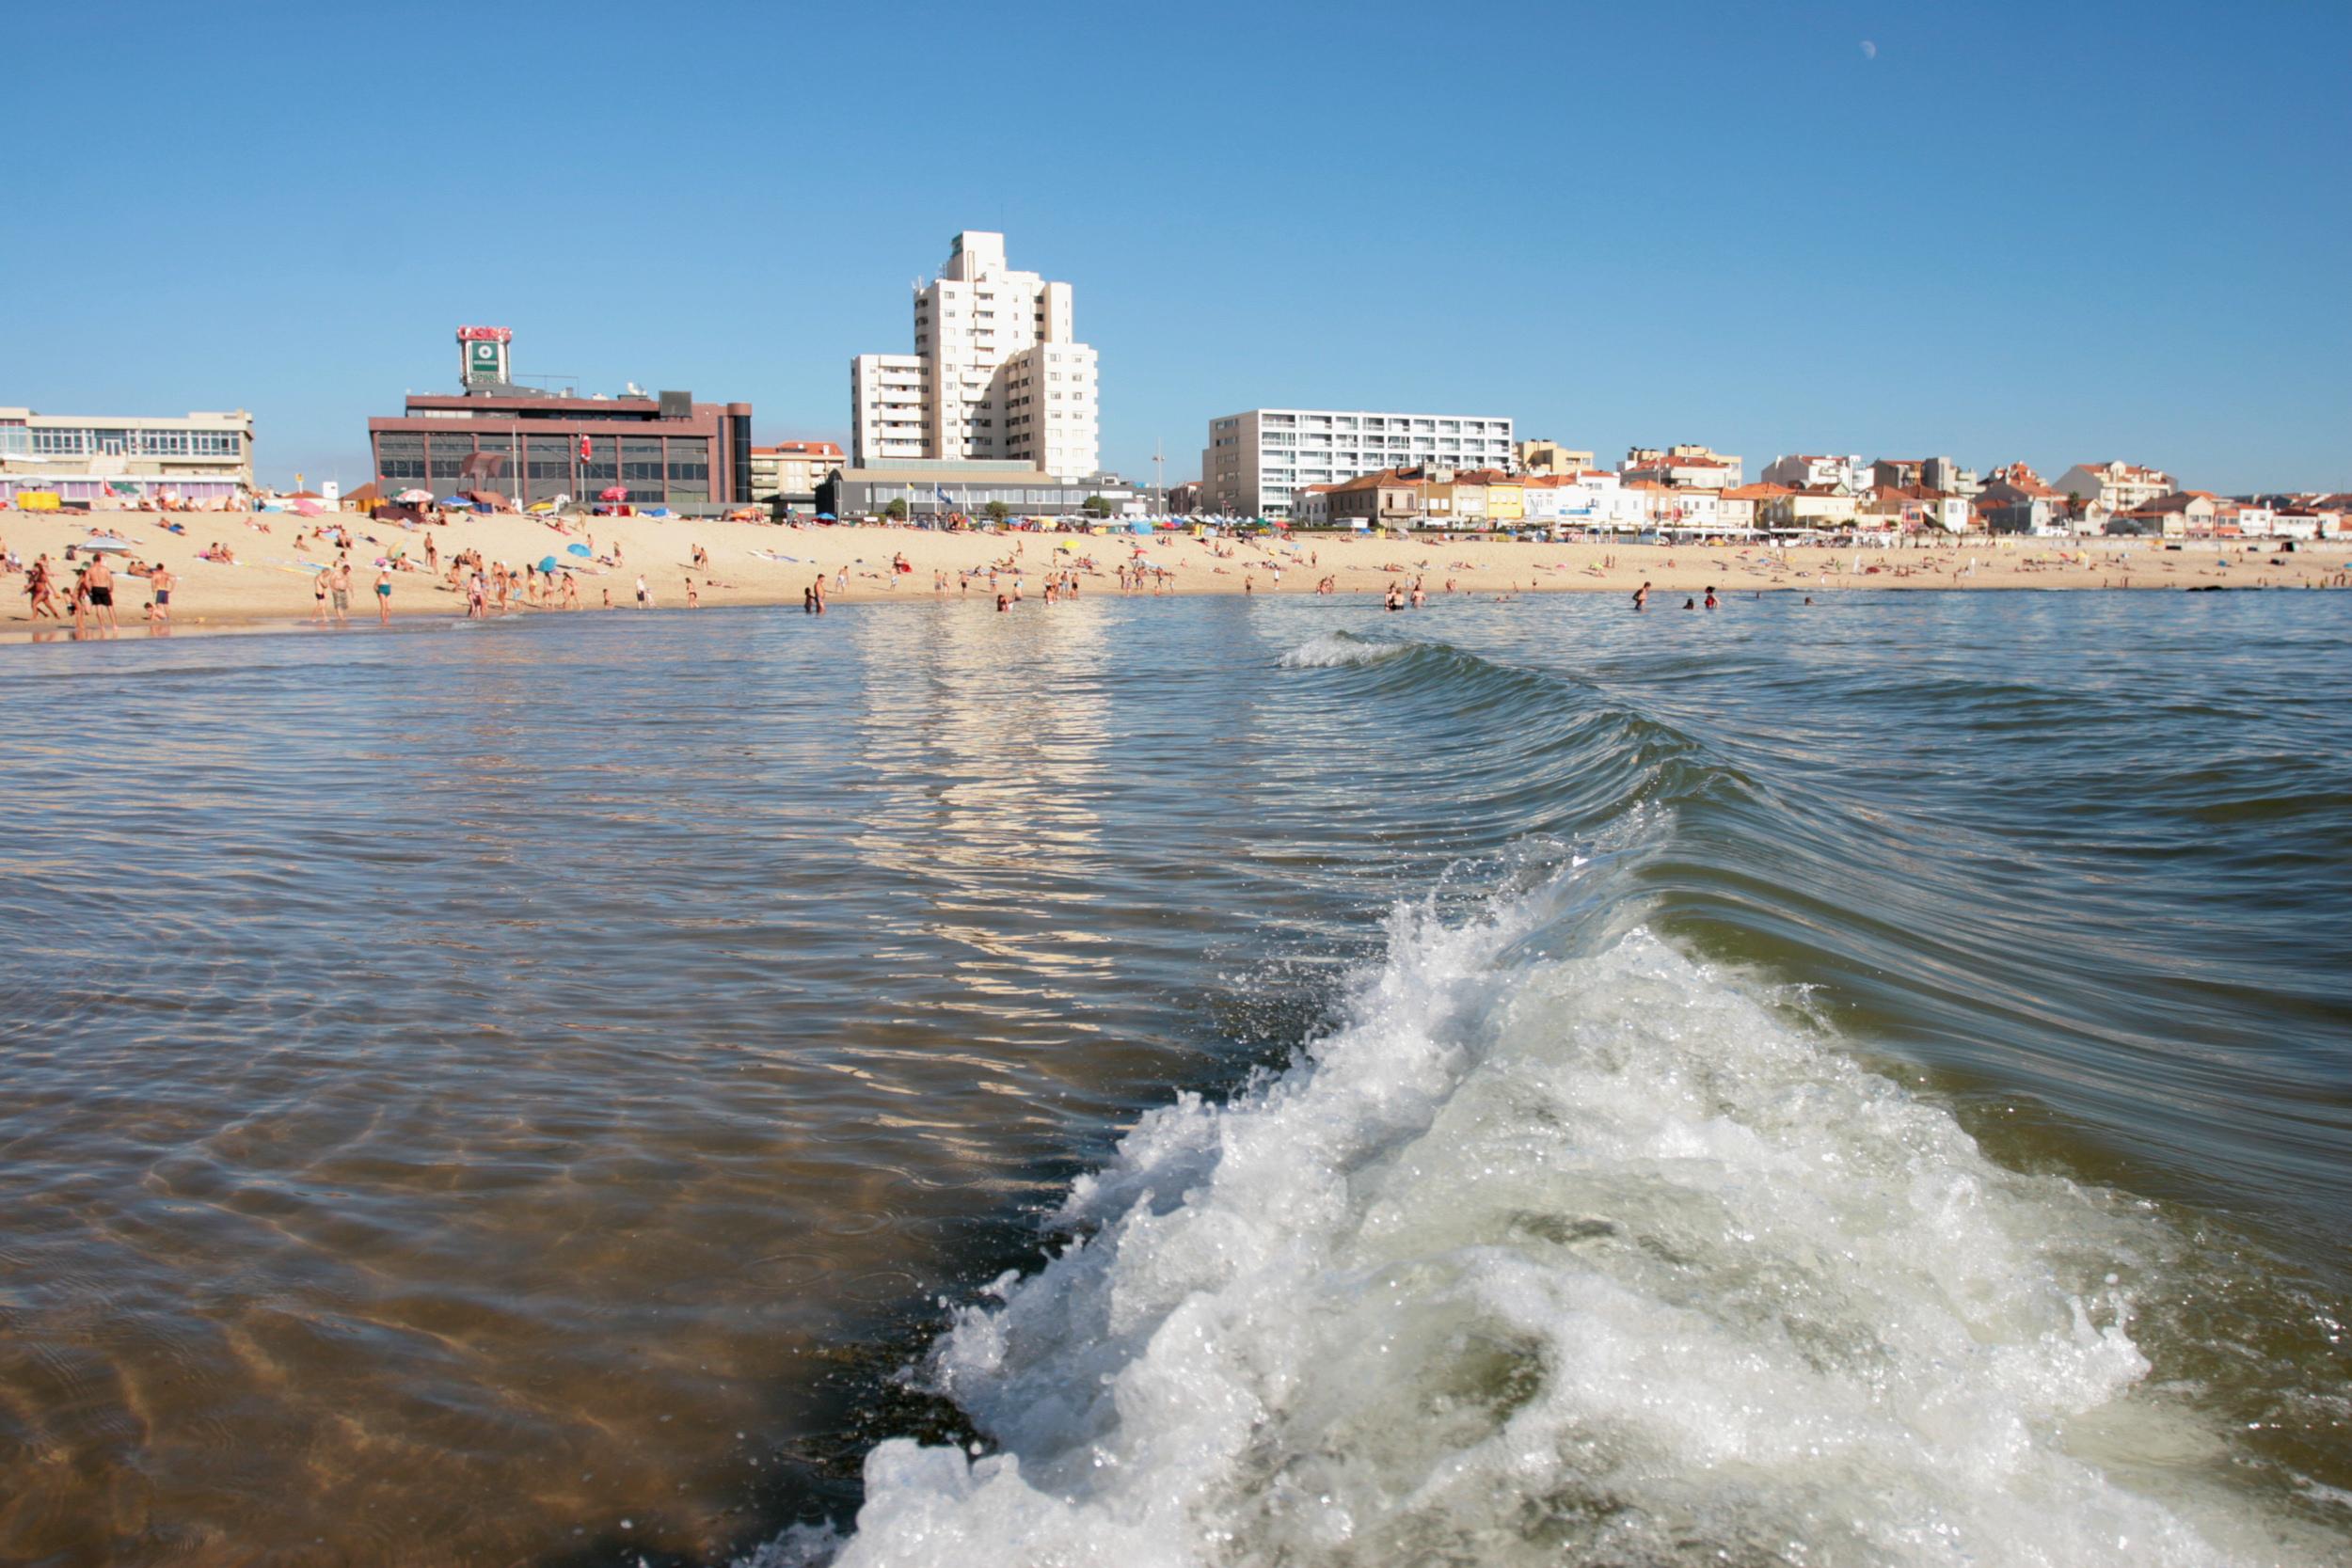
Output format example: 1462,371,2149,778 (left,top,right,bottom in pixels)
850,231,1099,482
0,406,254,505
1201,407,1515,518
